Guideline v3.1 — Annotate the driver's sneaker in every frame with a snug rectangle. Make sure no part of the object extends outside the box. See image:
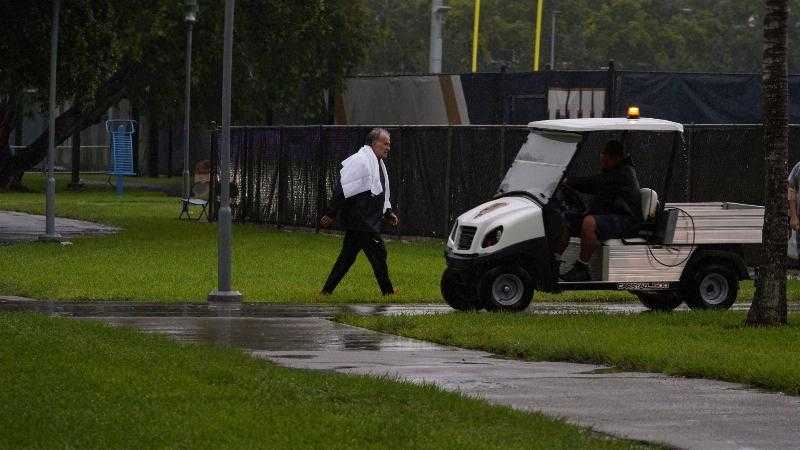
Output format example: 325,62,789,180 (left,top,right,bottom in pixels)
560,261,591,282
